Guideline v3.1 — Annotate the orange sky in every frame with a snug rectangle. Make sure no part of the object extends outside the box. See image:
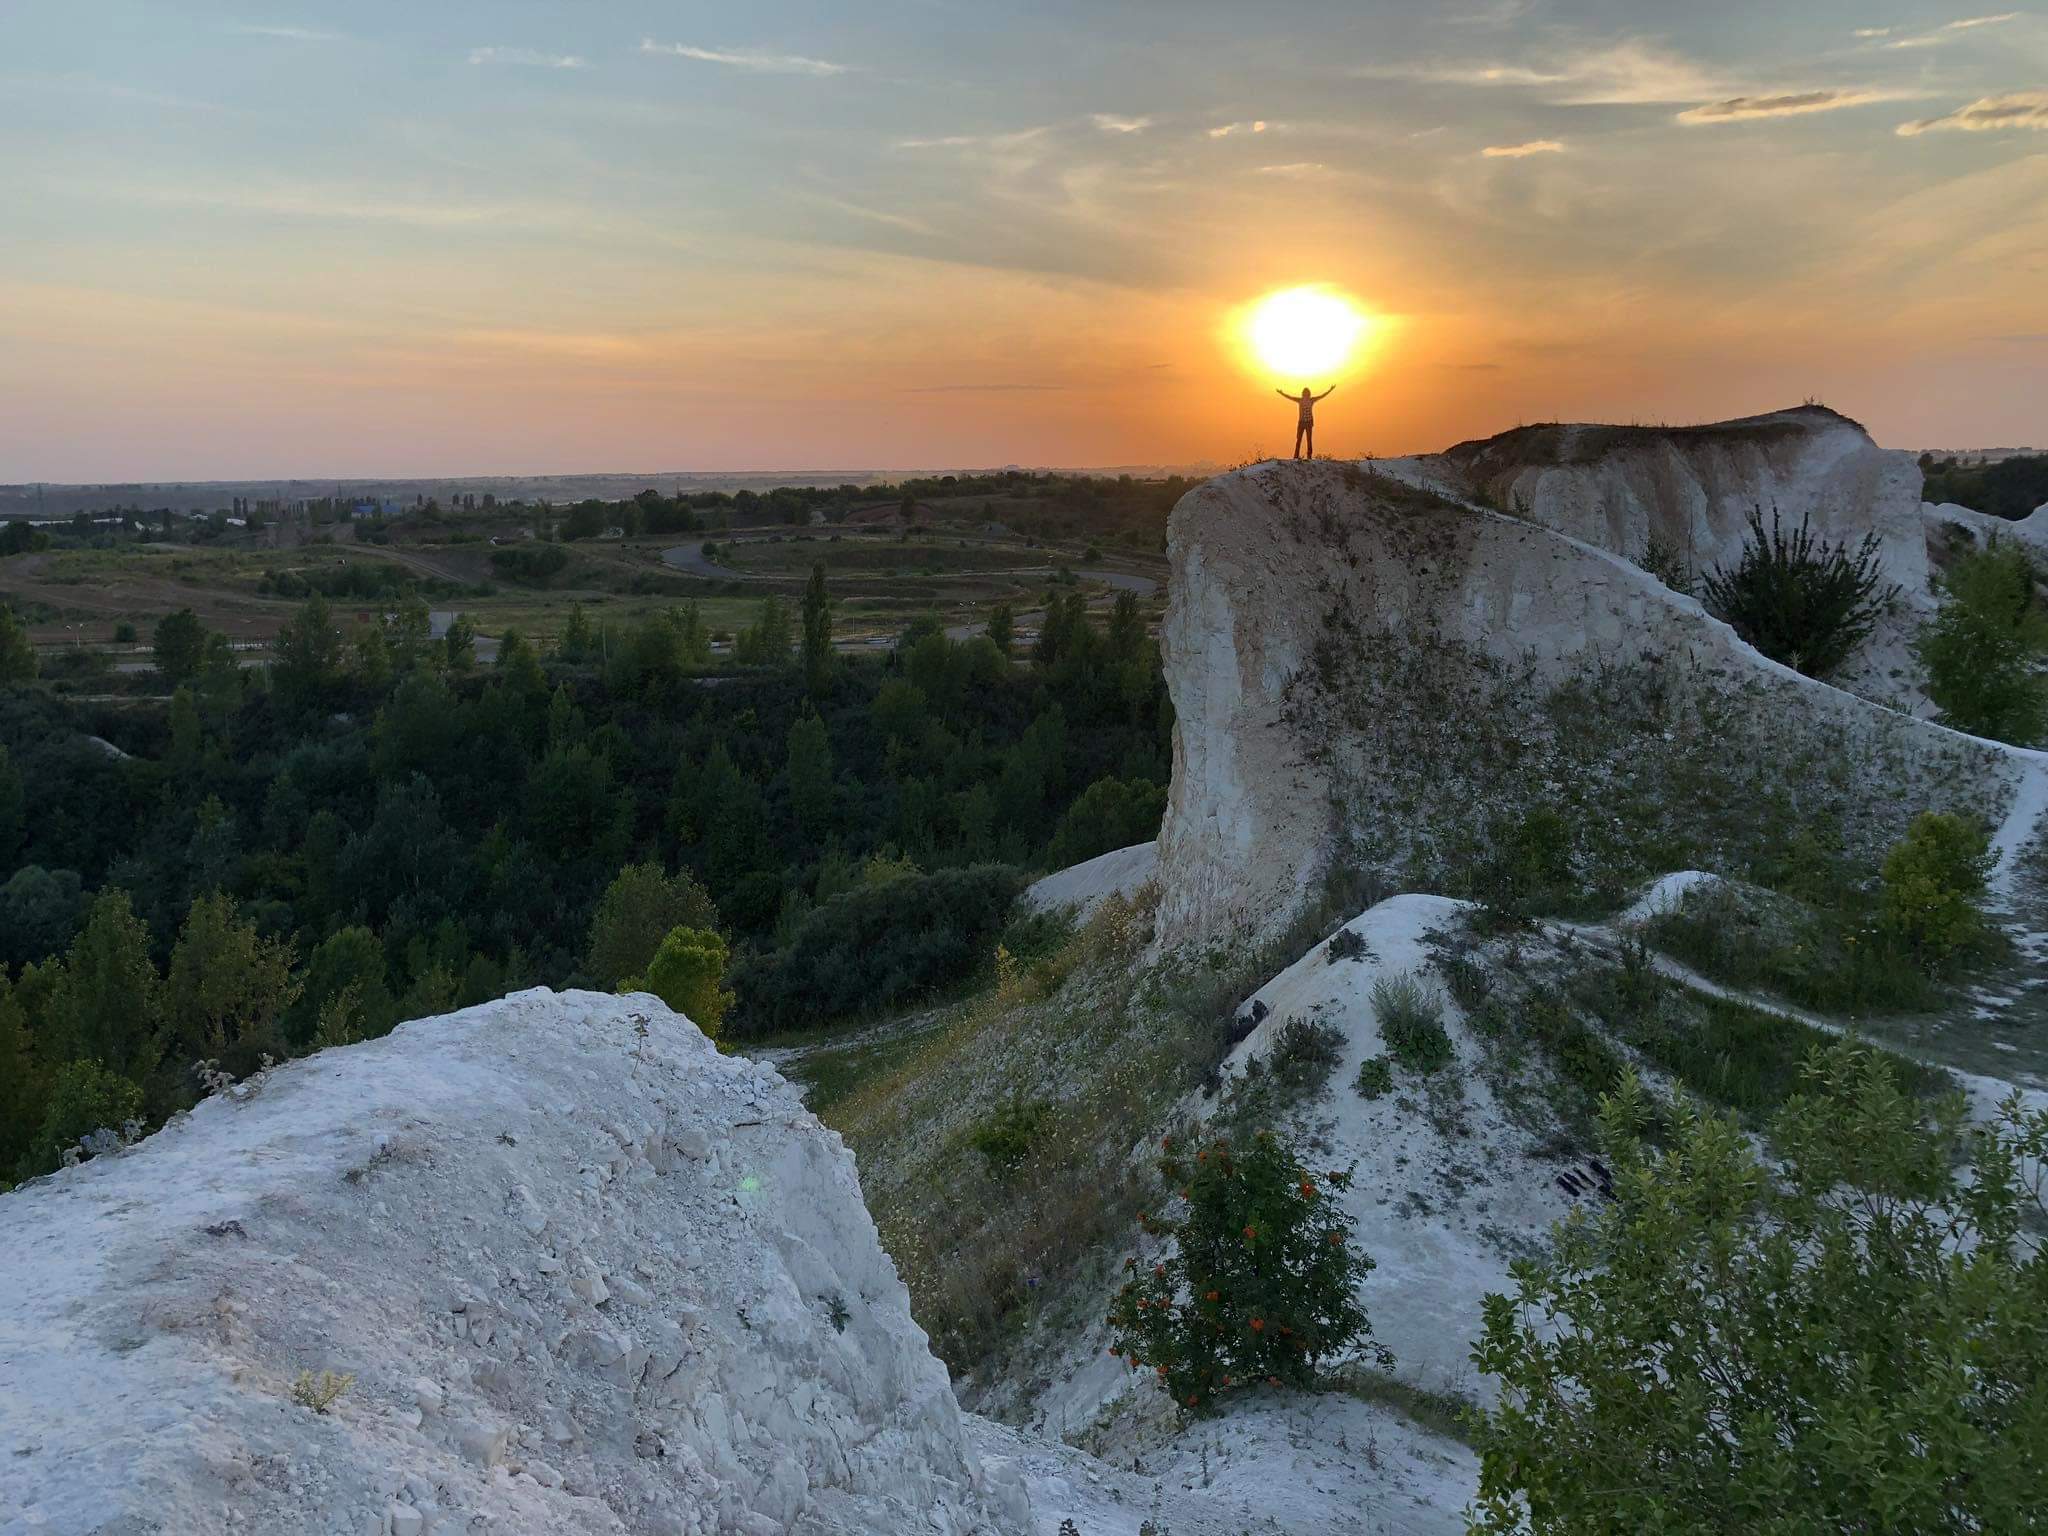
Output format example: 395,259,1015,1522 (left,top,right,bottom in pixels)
2,3,2045,478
